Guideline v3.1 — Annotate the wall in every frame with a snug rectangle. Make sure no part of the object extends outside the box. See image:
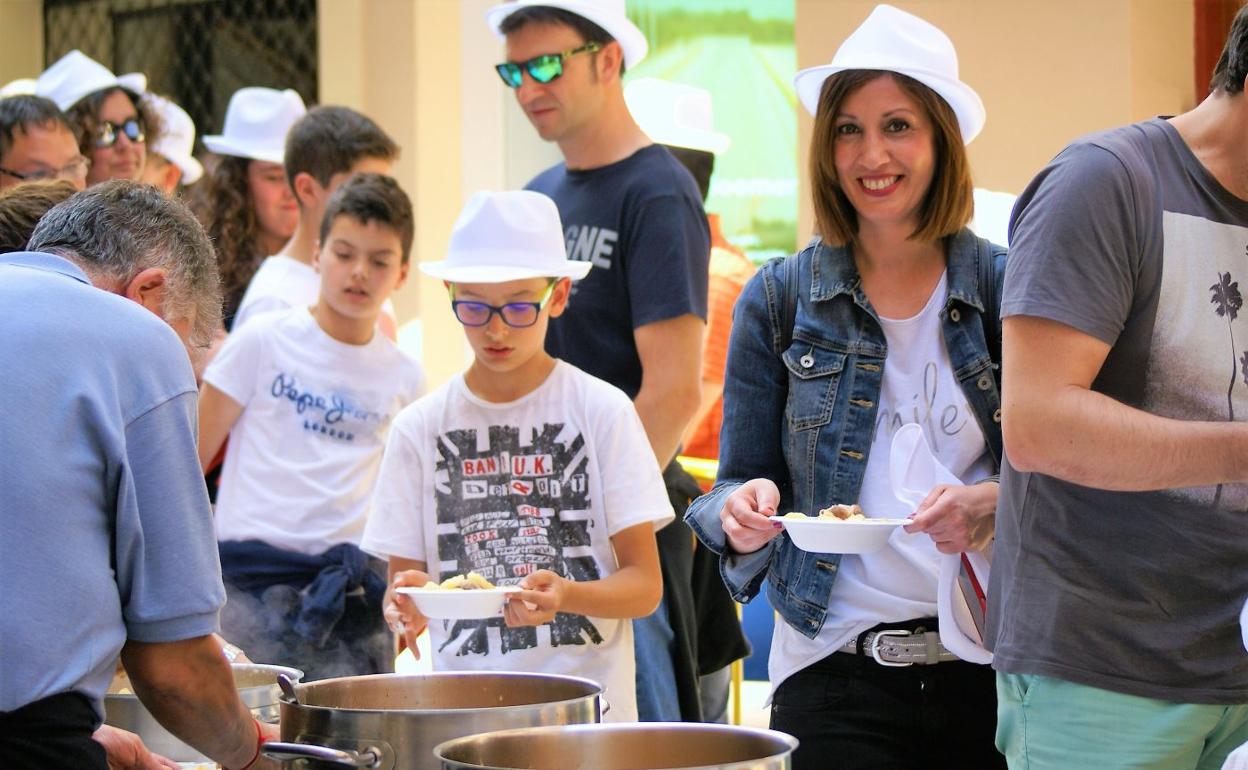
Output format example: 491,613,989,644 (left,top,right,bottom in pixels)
794,0,1195,245
0,0,43,86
